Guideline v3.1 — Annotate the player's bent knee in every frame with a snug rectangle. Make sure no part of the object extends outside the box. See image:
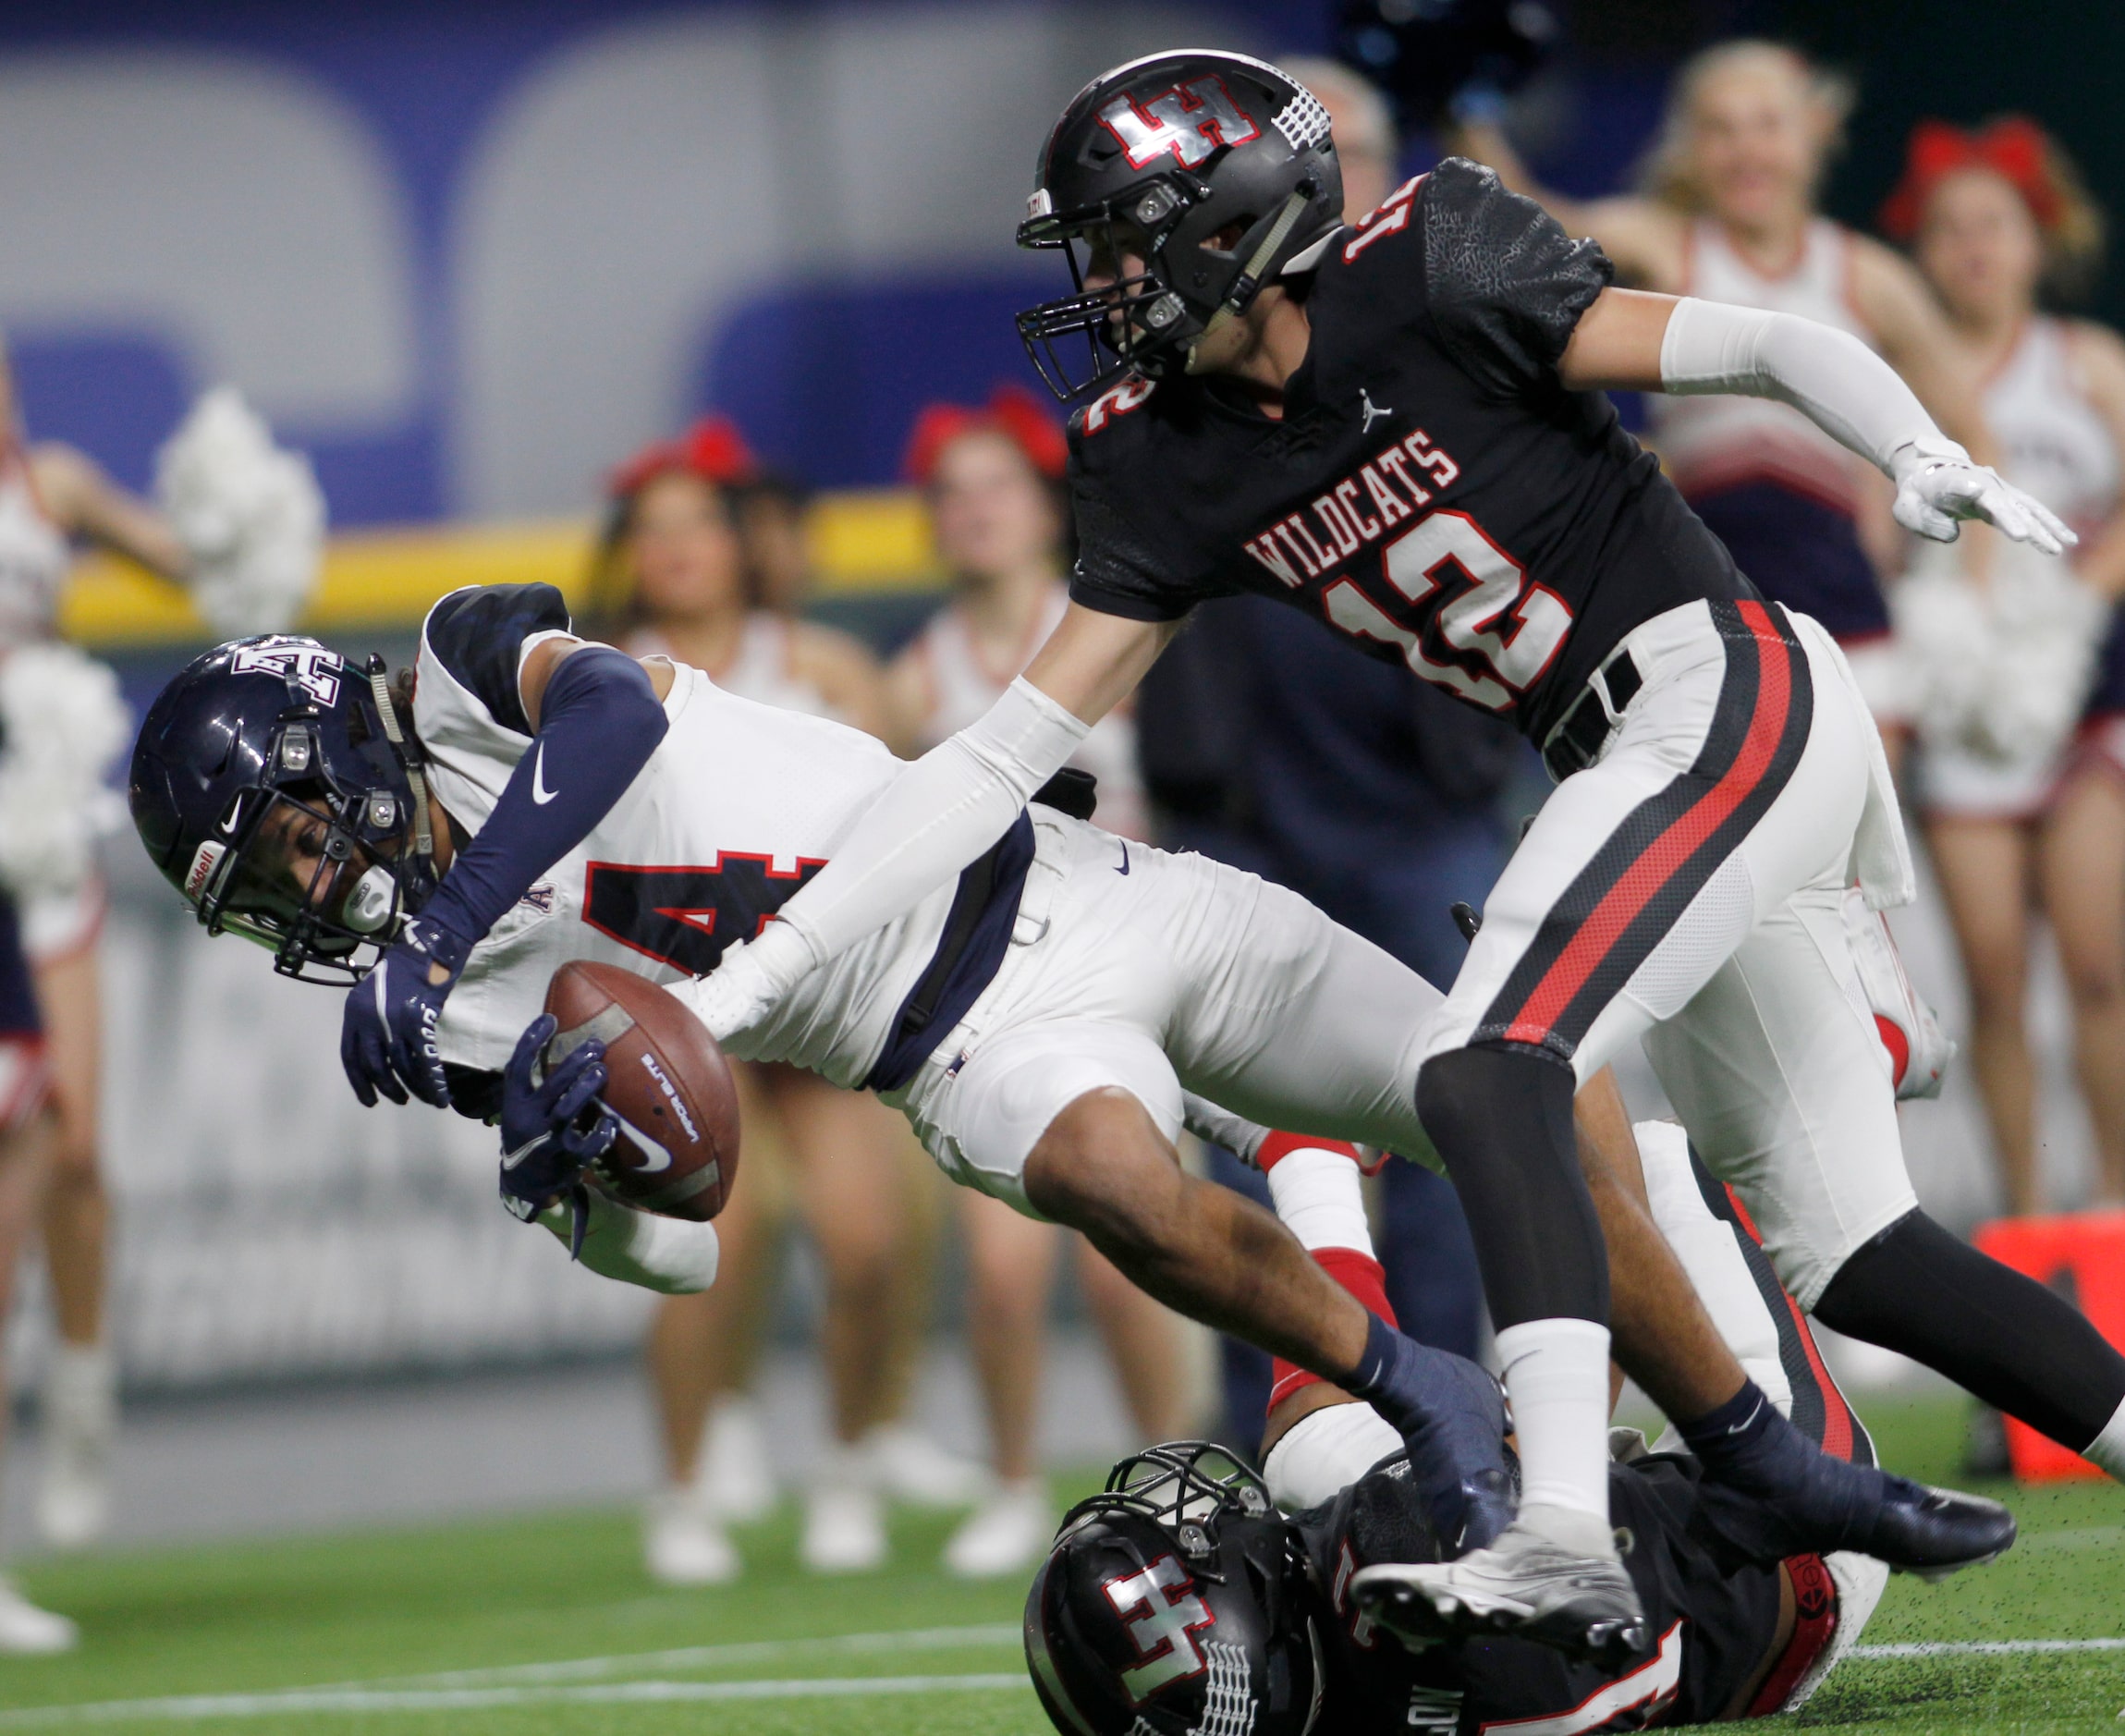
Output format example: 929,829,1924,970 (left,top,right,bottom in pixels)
1414,1044,1574,1181
1022,1088,1182,1250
